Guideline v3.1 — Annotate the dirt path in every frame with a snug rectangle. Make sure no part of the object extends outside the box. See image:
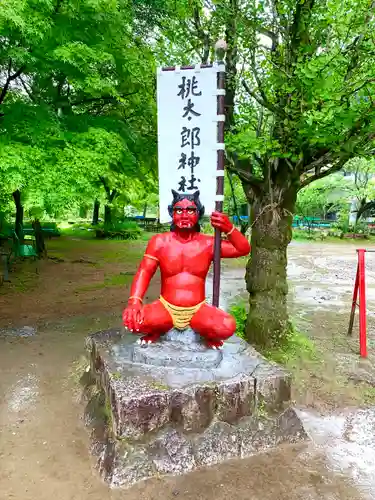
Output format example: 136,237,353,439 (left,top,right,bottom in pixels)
1,237,375,499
